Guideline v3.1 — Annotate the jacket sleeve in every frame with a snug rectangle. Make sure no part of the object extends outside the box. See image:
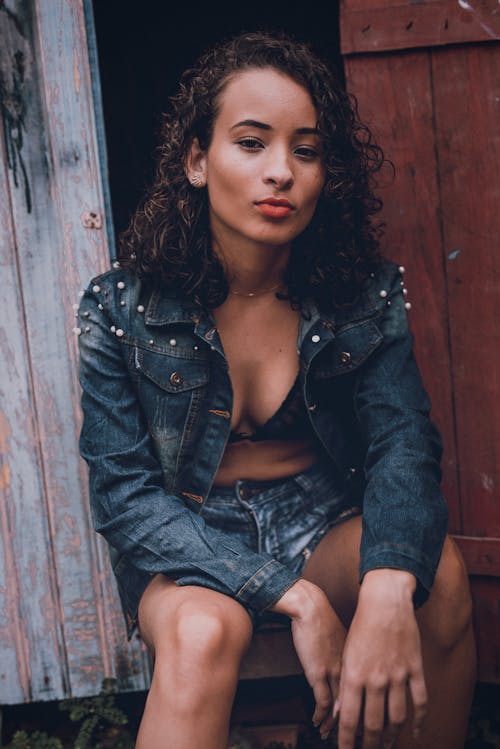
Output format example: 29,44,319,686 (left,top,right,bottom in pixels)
77,283,299,615
354,266,448,606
